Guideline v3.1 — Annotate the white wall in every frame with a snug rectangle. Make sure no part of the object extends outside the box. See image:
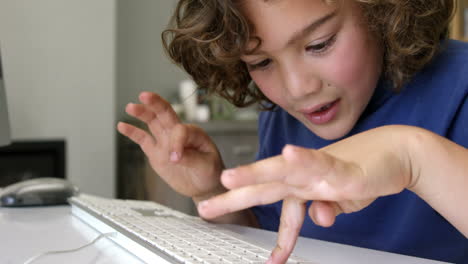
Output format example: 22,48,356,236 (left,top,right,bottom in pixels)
116,0,188,120
0,0,117,197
